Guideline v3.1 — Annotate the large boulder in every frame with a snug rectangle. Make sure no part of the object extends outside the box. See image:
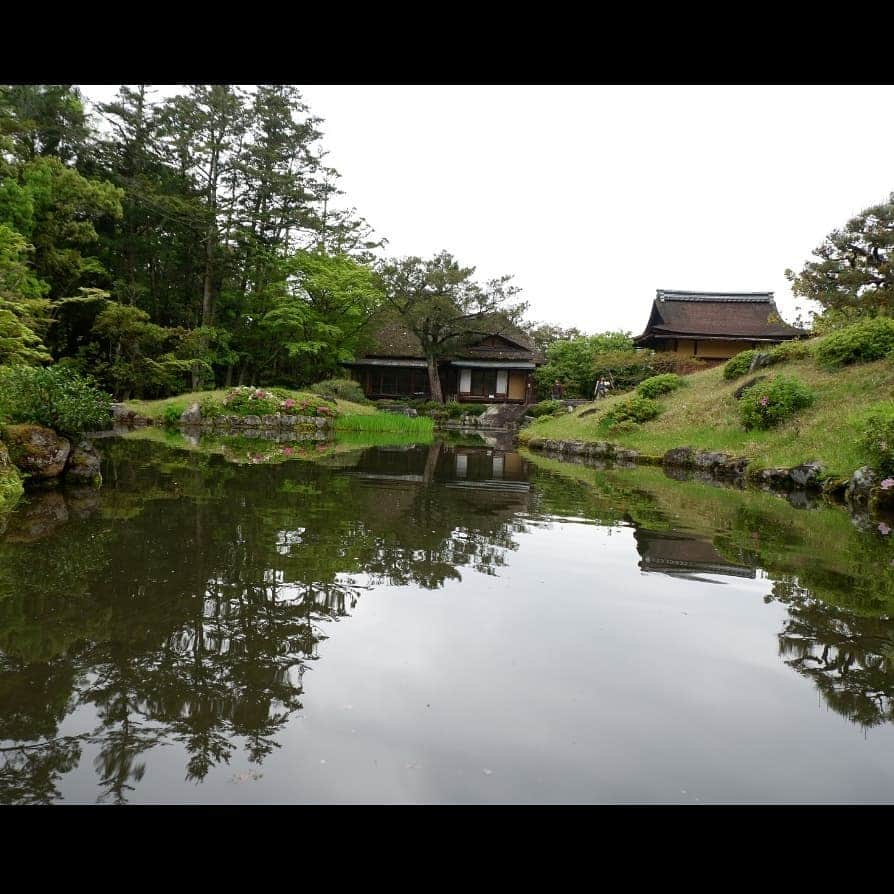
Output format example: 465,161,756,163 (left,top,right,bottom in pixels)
3,424,71,479
663,447,695,468
111,403,136,426
789,461,824,488
845,466,877,505
65,439,102,485
748,353,774,373
180,402,202,425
